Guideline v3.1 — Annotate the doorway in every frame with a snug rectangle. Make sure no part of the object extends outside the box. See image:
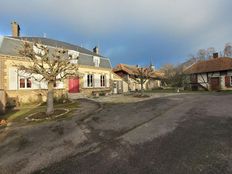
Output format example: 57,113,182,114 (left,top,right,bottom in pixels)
68,77,80,93
210,77,220,91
